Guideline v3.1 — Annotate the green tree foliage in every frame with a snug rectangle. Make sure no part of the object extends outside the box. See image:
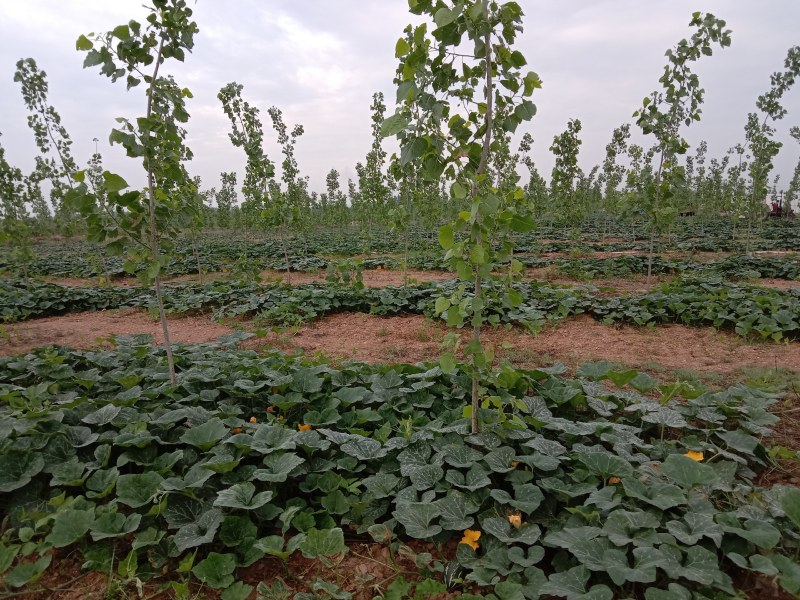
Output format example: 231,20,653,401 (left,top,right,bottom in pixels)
549,118,584,228
785,126,800,212
518,133,548,219
633,12,732,279
69,0,200,384
0,133,34,278
742,45,800,245
356,92,390,250
215,171,237,229
14,58,79,230
385,0,542,432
